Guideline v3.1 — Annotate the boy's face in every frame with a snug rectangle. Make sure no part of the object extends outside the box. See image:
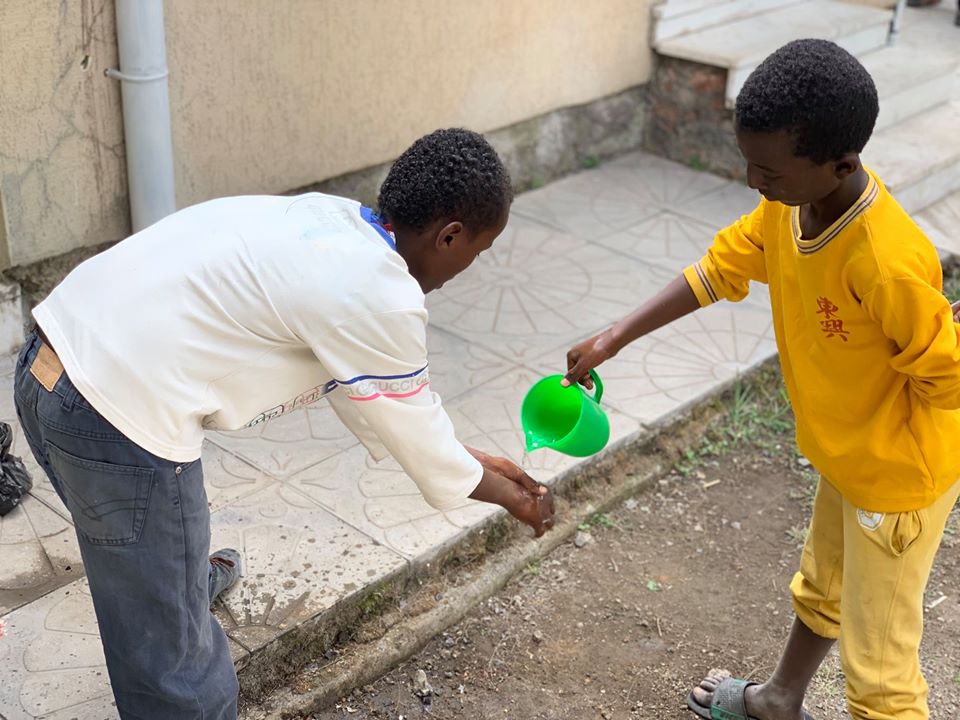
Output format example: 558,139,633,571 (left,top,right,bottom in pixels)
736,129,851,207
418,206,510,294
